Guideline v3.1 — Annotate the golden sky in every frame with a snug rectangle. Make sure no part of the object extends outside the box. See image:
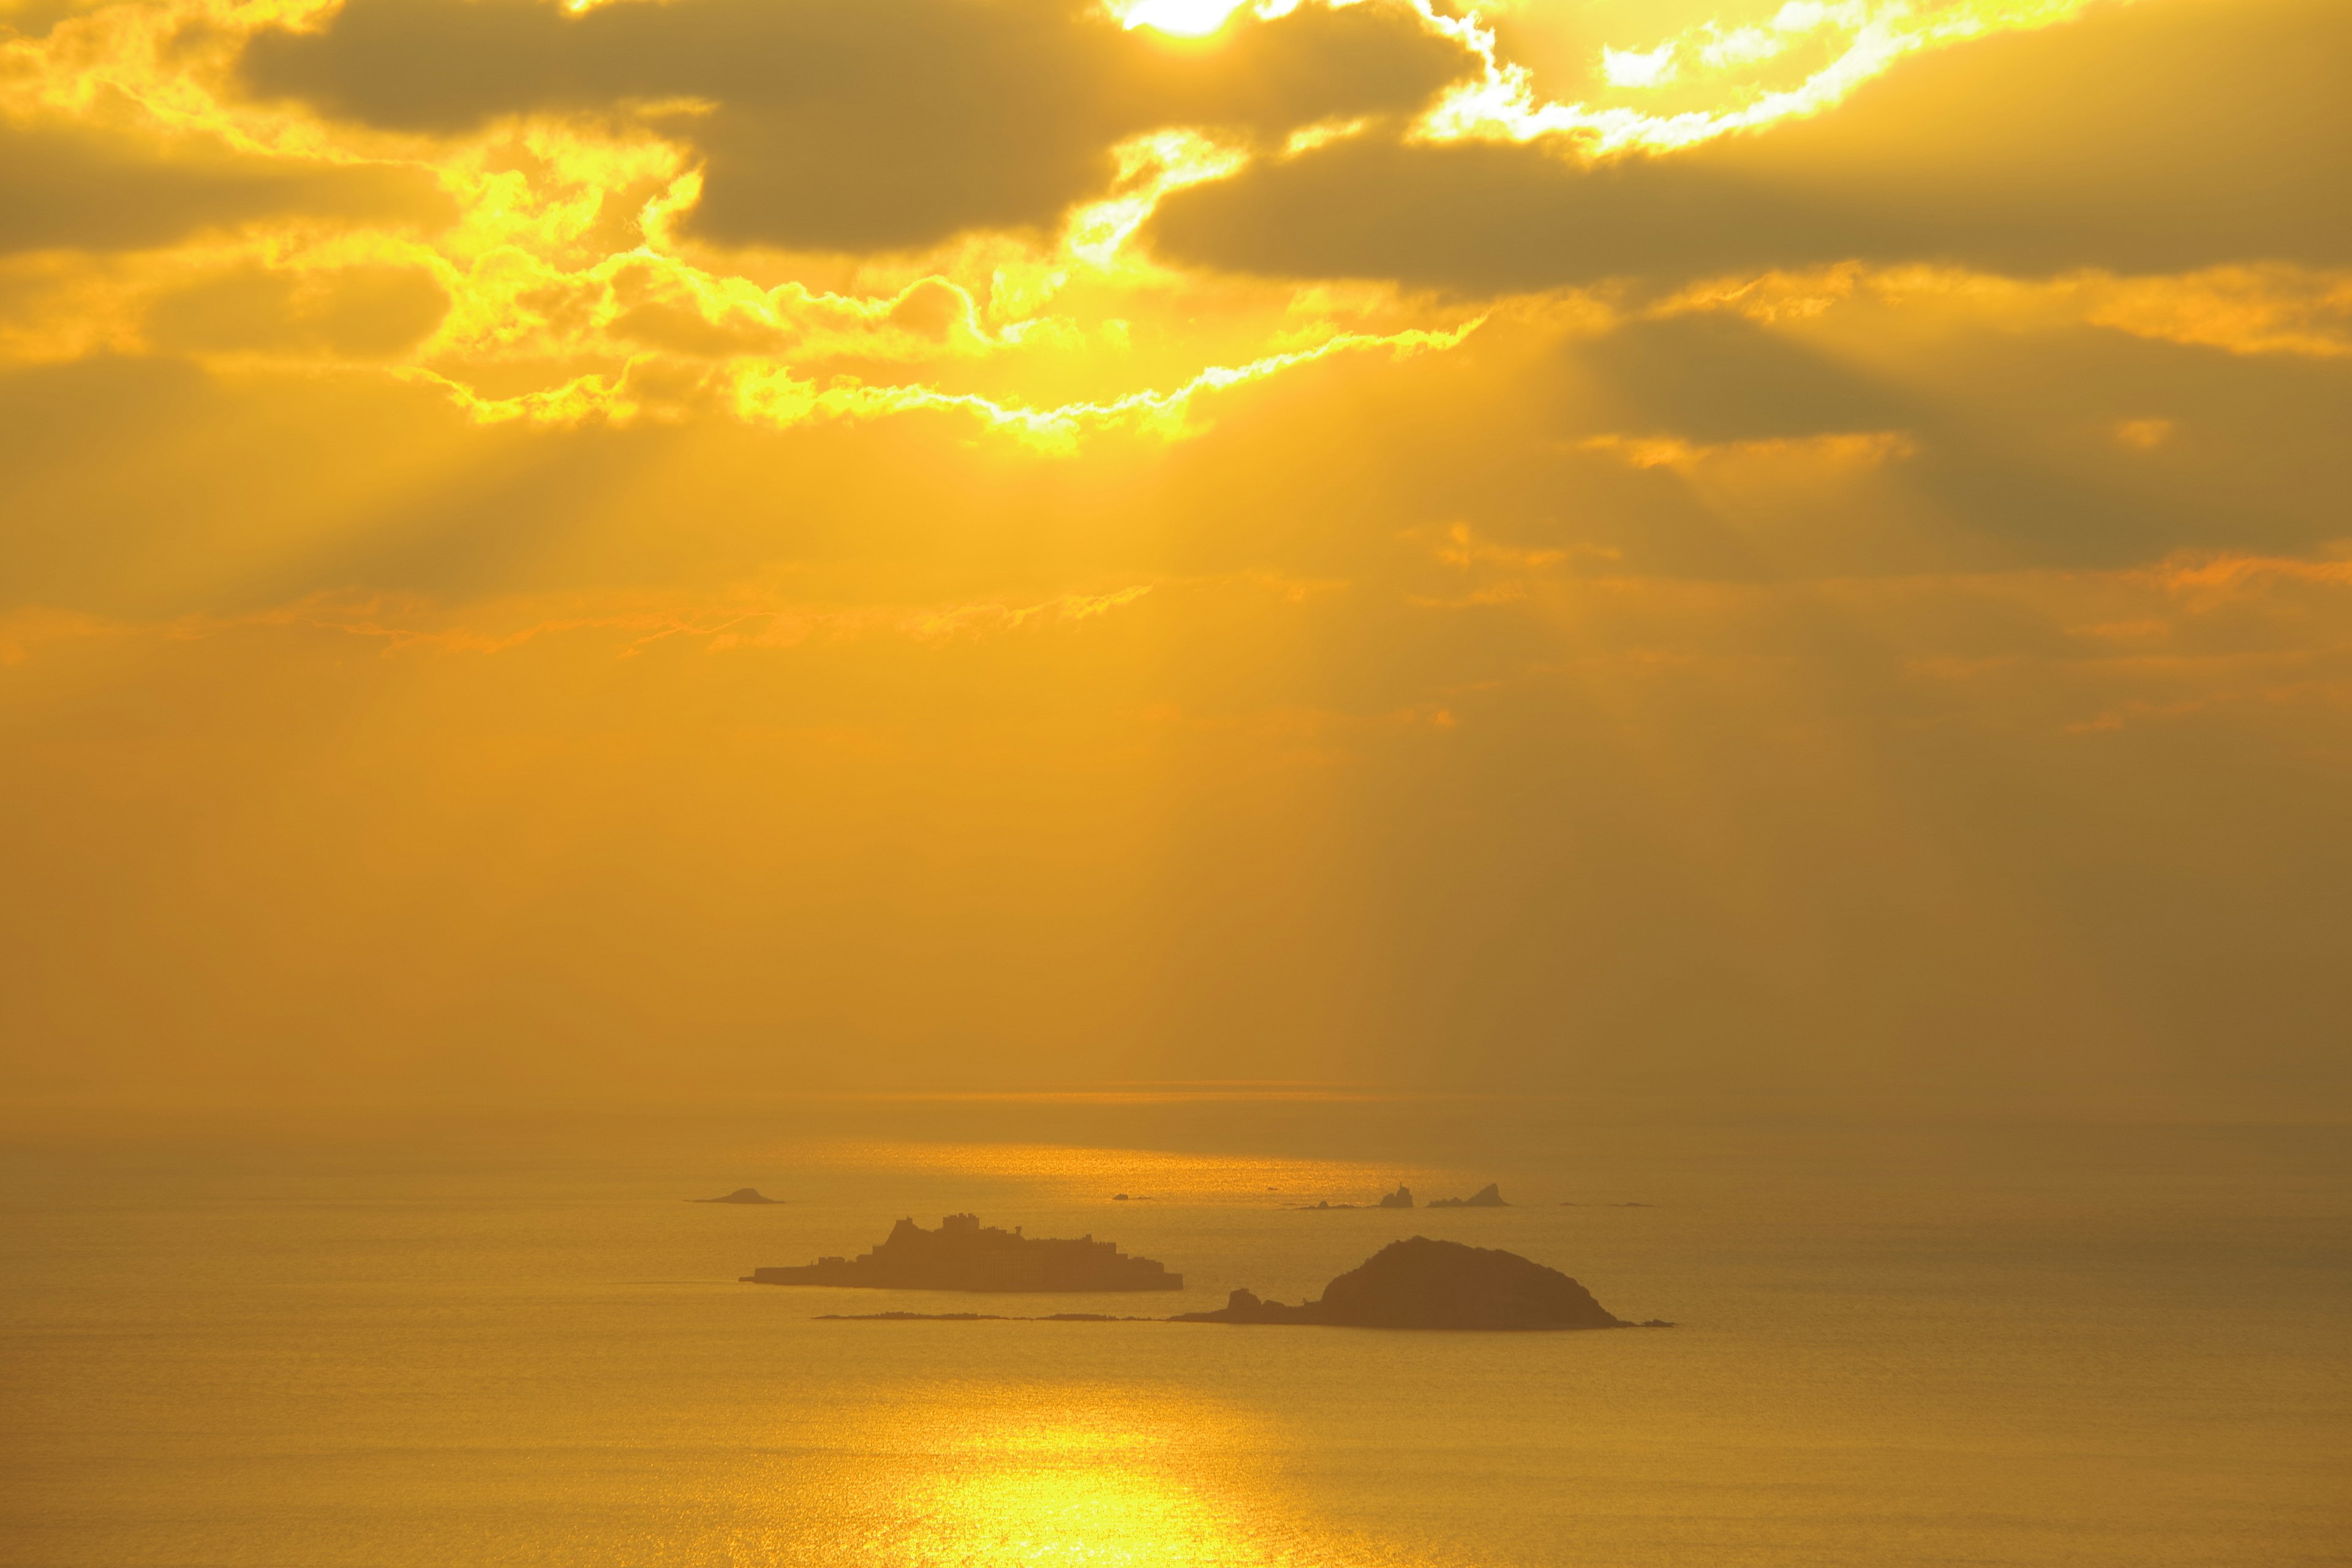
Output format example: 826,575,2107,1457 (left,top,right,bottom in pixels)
2,0,2348,1114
